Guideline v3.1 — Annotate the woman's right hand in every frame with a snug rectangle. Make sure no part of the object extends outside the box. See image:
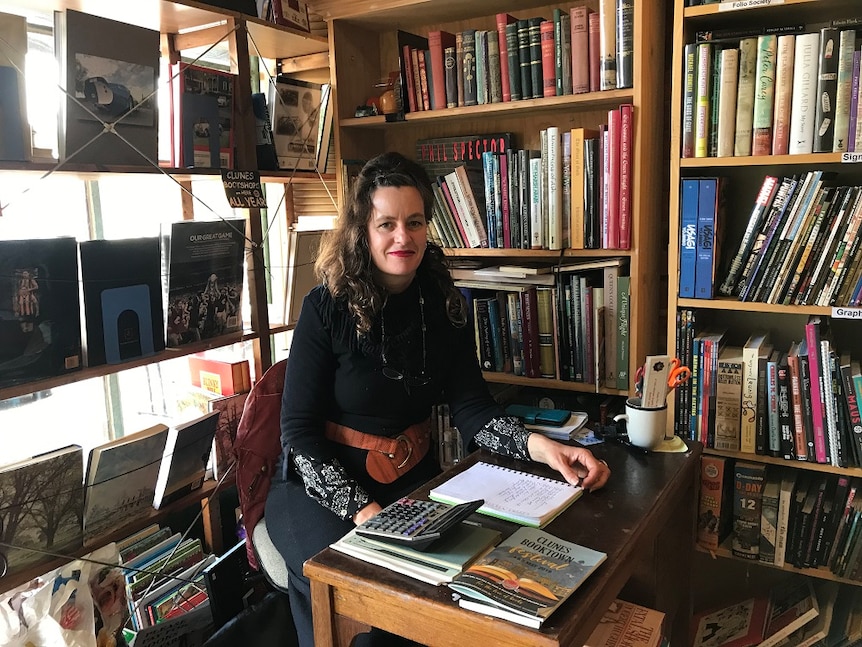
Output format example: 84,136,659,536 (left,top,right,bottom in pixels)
352,501,383,526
